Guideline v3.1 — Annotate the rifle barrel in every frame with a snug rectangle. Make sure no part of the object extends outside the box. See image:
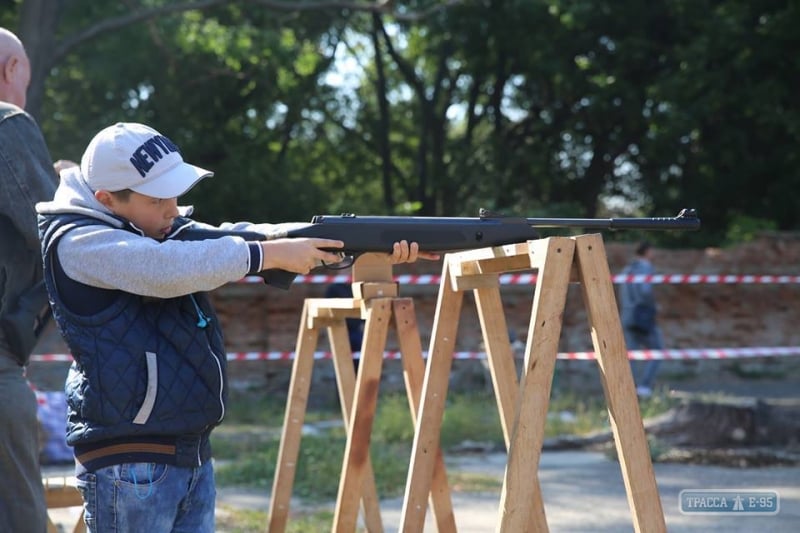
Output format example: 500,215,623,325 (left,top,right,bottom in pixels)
525,209,700,231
